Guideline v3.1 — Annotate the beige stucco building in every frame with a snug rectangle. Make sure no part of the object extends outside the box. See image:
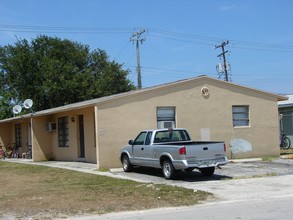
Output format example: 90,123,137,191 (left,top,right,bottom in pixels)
0,76,287,168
